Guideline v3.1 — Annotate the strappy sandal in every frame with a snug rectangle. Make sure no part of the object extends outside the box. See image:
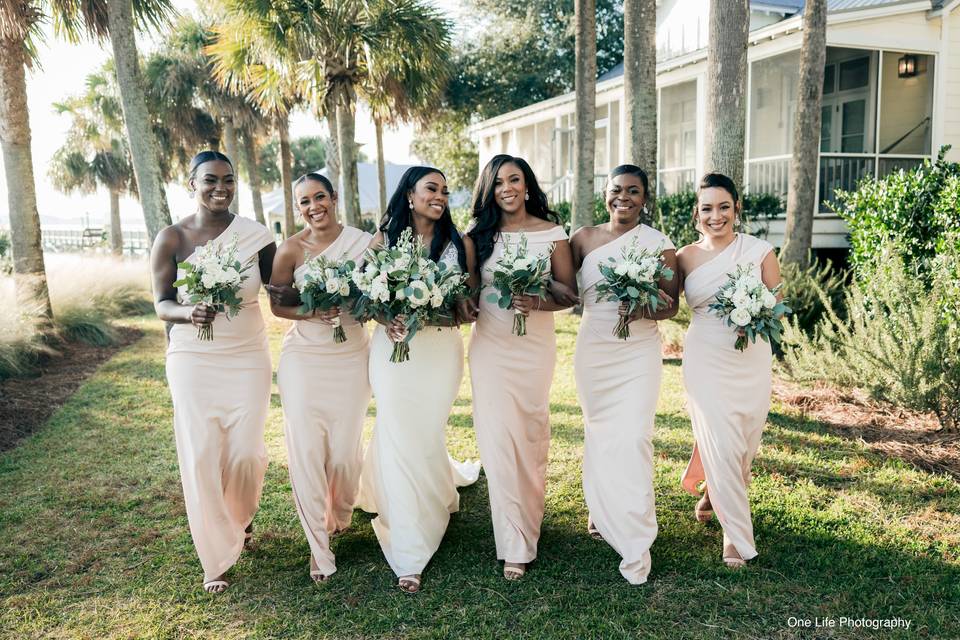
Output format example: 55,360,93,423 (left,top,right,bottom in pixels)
310,556,329,584
694,493,713,523
503,563,526,581
723,544,746,569
203,579,229,594
398,575,421,593
587,518,604,541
